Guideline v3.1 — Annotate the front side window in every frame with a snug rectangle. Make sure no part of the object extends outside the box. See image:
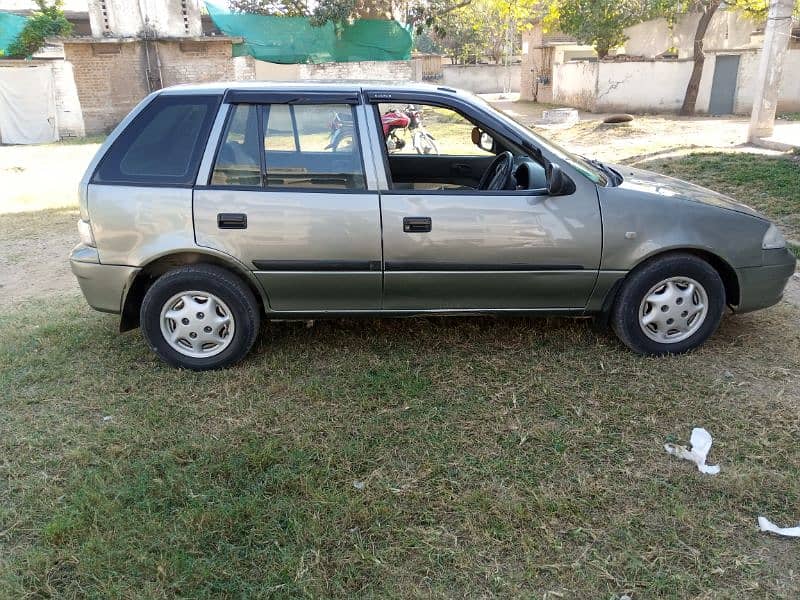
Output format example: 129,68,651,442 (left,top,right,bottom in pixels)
378,103,493,157
93,94,220,185
210,102,365,190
